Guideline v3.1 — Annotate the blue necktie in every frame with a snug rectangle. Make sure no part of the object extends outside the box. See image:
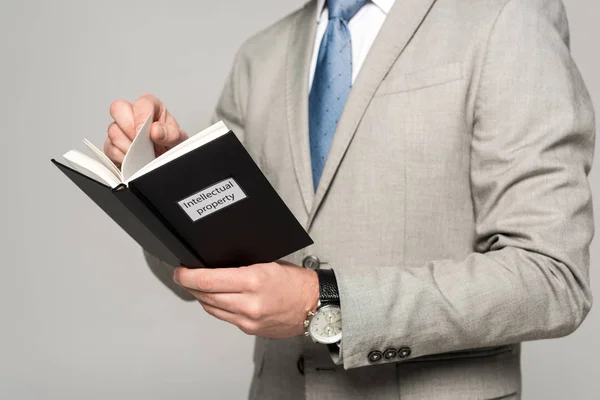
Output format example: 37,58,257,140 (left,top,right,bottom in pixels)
309,0,366,190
